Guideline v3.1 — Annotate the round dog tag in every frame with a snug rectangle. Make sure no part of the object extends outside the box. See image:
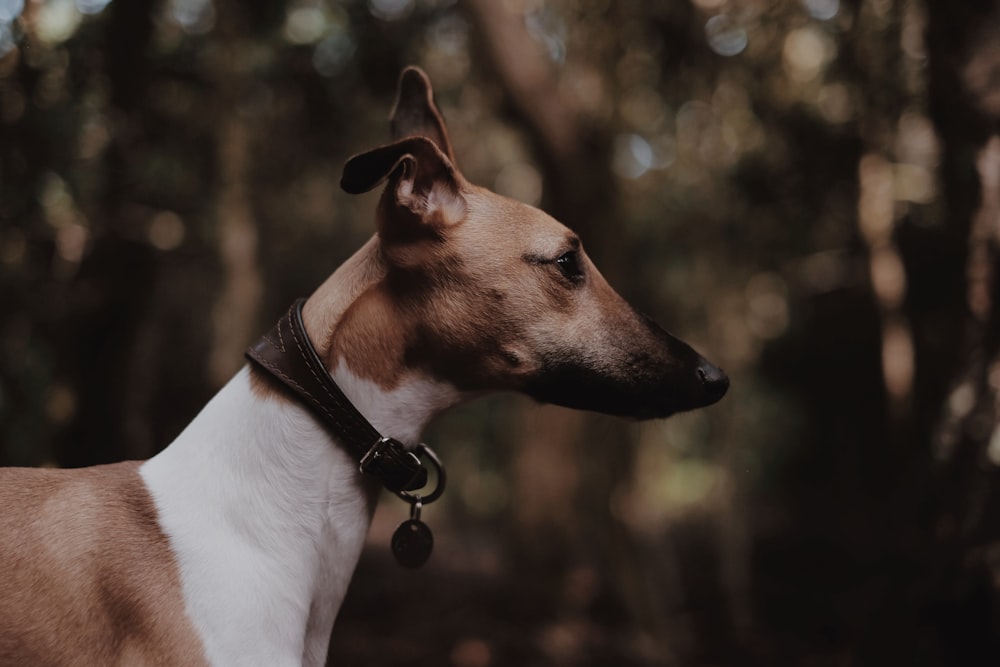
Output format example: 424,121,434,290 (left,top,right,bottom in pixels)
391,519,434,568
